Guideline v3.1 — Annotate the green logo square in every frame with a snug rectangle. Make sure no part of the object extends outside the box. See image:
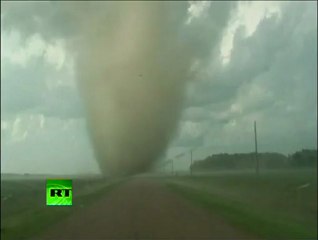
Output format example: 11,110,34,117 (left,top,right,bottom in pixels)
46,179,72,206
